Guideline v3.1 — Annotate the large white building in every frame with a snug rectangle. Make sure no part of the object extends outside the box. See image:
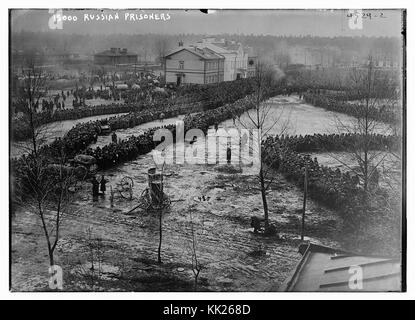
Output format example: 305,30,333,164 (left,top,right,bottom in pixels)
164,45,225,85
164,38,256,85
196,38,254,81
